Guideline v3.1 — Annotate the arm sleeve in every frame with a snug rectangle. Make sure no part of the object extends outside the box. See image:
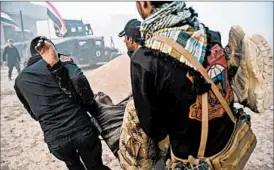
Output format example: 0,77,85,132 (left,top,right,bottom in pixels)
131,62,167,142
48,59,95,107
14,83,38,121
64,61,95,105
